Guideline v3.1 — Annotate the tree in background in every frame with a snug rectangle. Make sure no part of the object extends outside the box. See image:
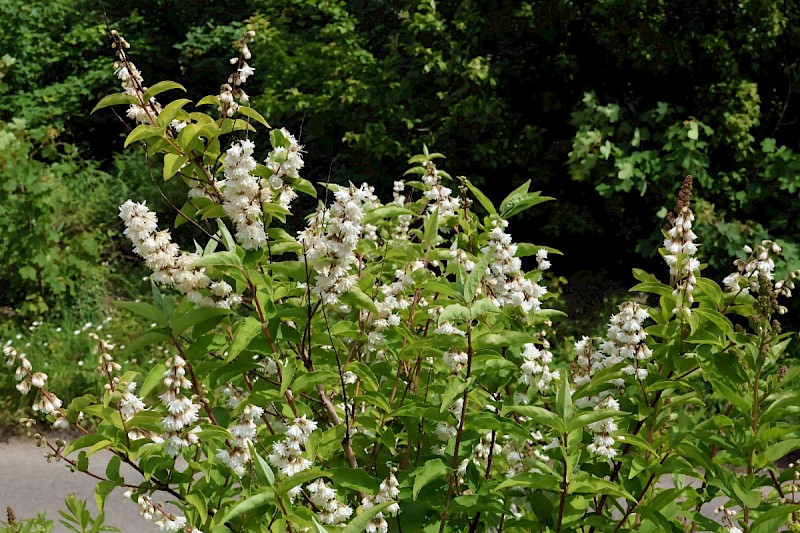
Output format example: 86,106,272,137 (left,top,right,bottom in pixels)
3,0,800,324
